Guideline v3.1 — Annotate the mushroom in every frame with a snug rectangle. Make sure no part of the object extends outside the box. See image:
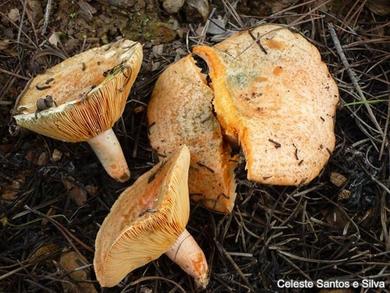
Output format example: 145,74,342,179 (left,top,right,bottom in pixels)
13,39,143,182
193,24,339,185
148,55,237,213
94,145,209,288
